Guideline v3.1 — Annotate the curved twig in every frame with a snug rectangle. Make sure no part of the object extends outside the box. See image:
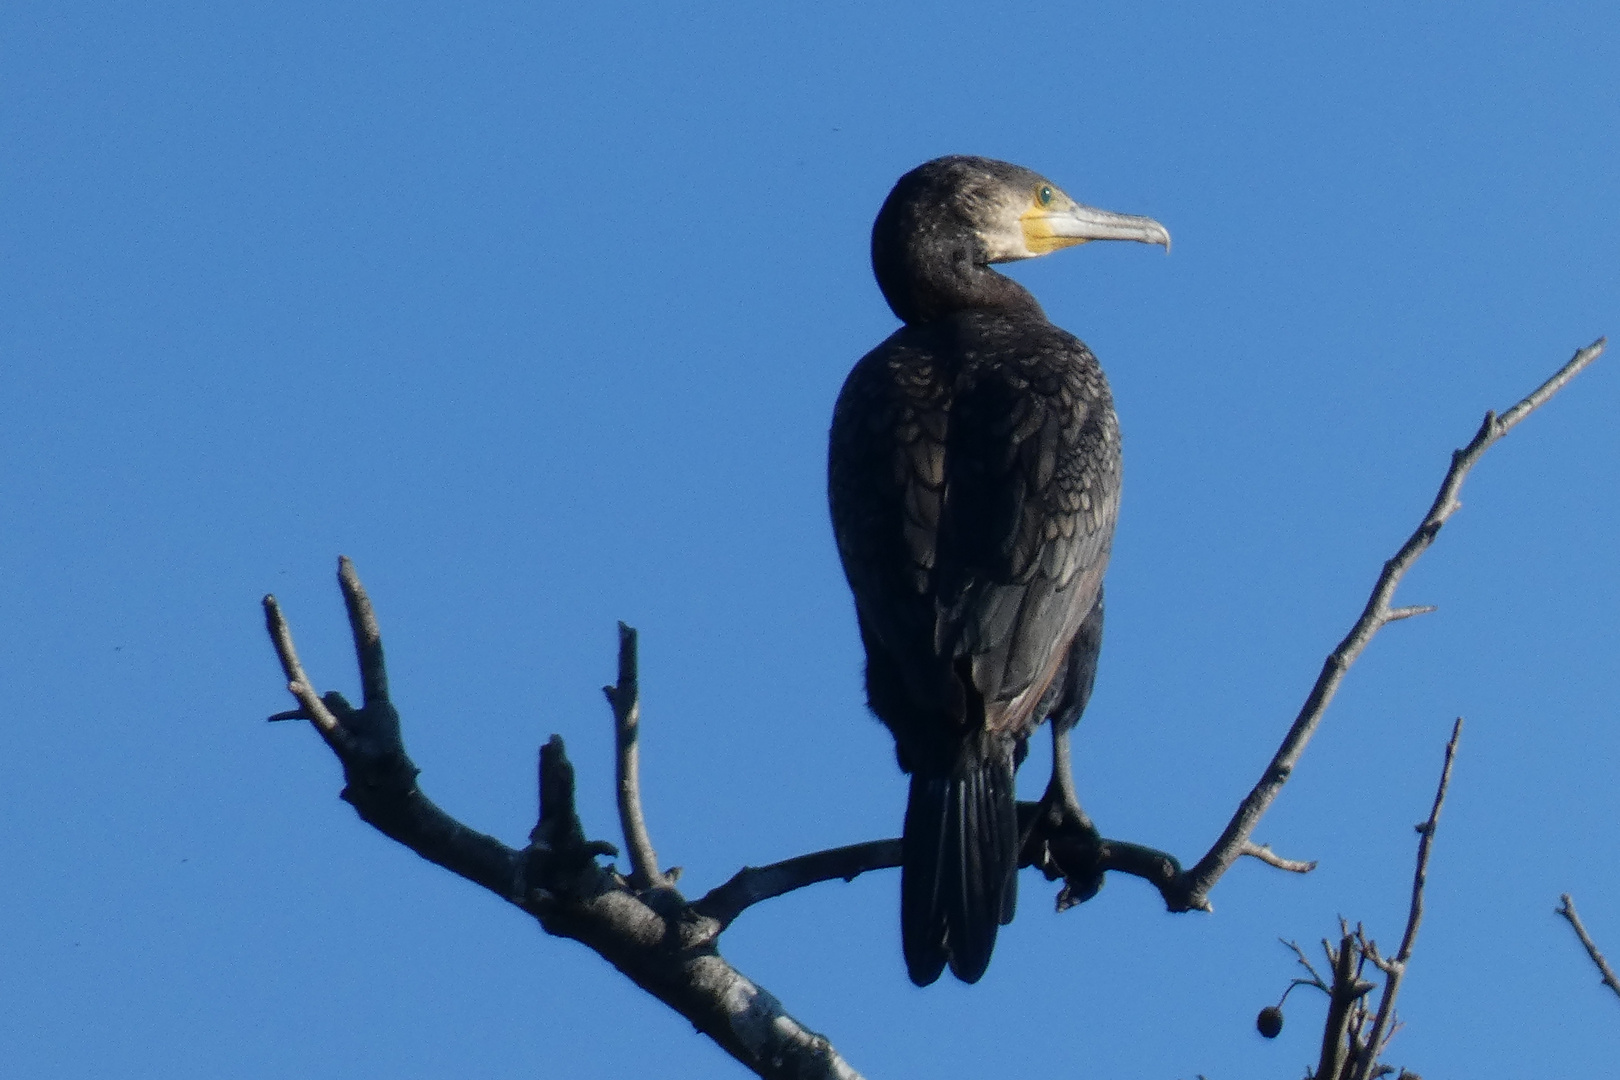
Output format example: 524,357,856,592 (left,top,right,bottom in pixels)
1240,842,1317,874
